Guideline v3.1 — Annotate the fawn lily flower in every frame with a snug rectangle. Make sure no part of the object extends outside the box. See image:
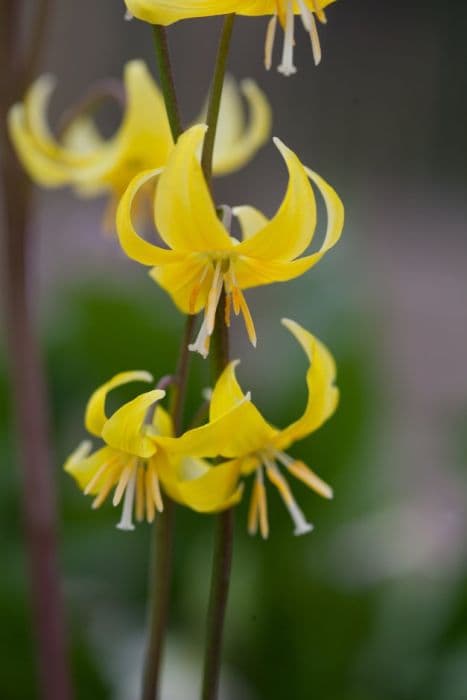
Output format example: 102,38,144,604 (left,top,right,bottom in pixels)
8,61,271,227
124,0,336,76
64,370,254,528
117,124,344,358
157,320,338,537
